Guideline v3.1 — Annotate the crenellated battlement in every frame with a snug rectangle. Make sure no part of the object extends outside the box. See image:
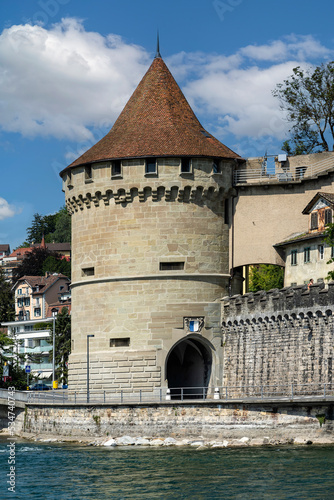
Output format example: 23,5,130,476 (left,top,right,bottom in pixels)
65,184,231,213
221,282,334,325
